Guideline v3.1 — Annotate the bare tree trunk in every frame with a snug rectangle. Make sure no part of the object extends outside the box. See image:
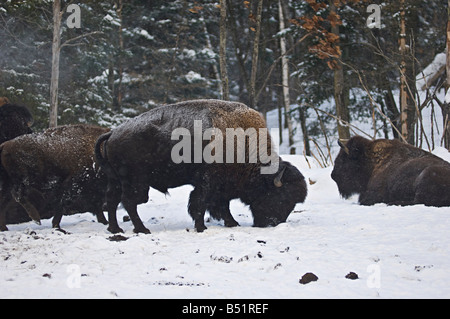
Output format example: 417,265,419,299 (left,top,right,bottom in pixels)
399,0,416,145
399,0,409,143
219,0,229,100
329,1,350,141
298,105,311,156
249,0,263,109
115,0,124,111
278,0,294,148
202,18,221,96
49,0,62,128
227,0,249,103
